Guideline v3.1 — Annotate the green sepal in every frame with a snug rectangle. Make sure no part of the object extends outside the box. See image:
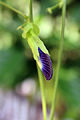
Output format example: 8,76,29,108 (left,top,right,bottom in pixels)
26,32,49,68
17,22,49,68
30,30,49,55
17,22,40,39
